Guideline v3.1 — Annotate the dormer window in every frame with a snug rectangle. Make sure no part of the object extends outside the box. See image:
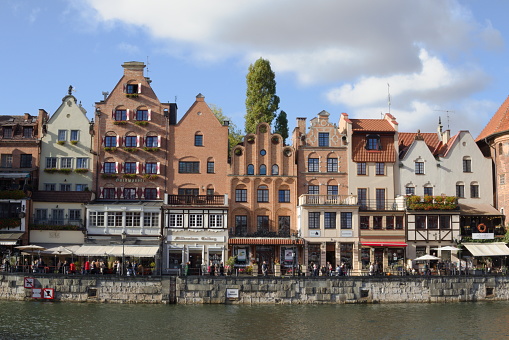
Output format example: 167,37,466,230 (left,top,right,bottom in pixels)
366,134,381,150
23,126,33,138
3,126,12,138
125,83,141,94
